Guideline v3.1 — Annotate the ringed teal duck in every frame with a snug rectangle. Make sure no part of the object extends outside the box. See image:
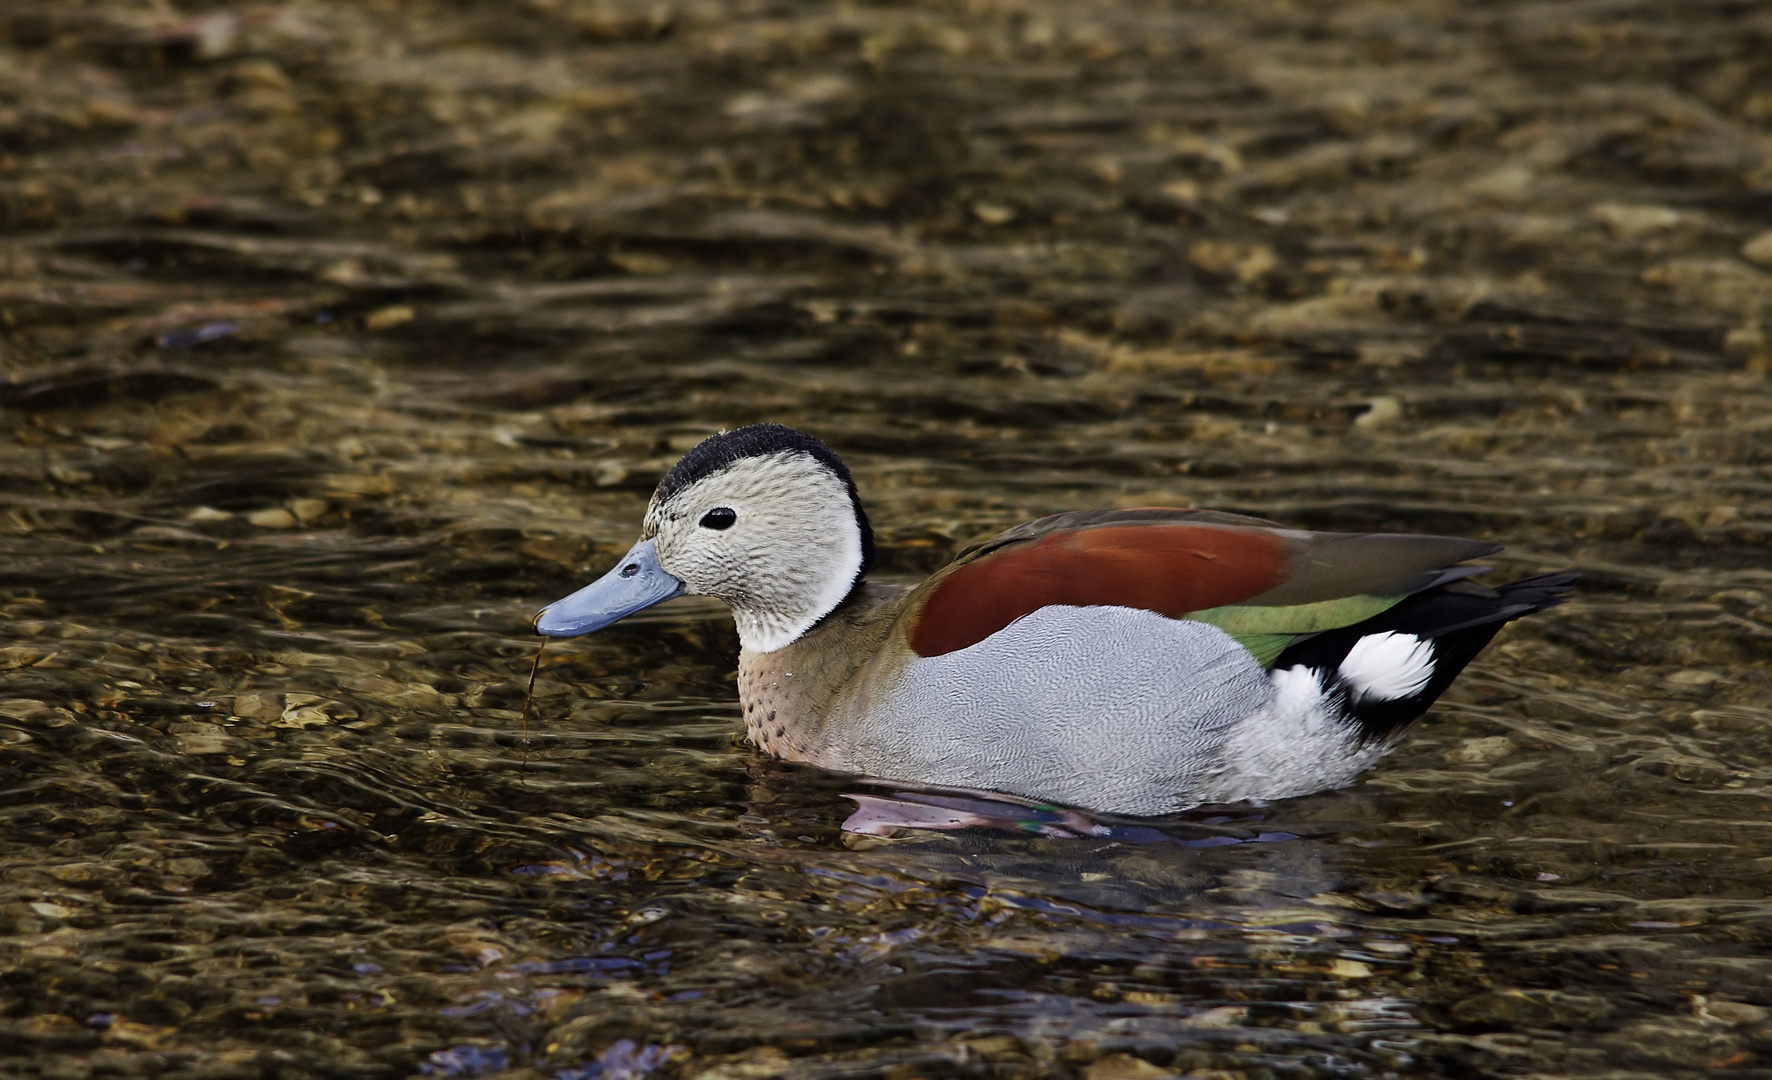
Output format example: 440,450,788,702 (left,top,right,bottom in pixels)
535,424,1574,816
